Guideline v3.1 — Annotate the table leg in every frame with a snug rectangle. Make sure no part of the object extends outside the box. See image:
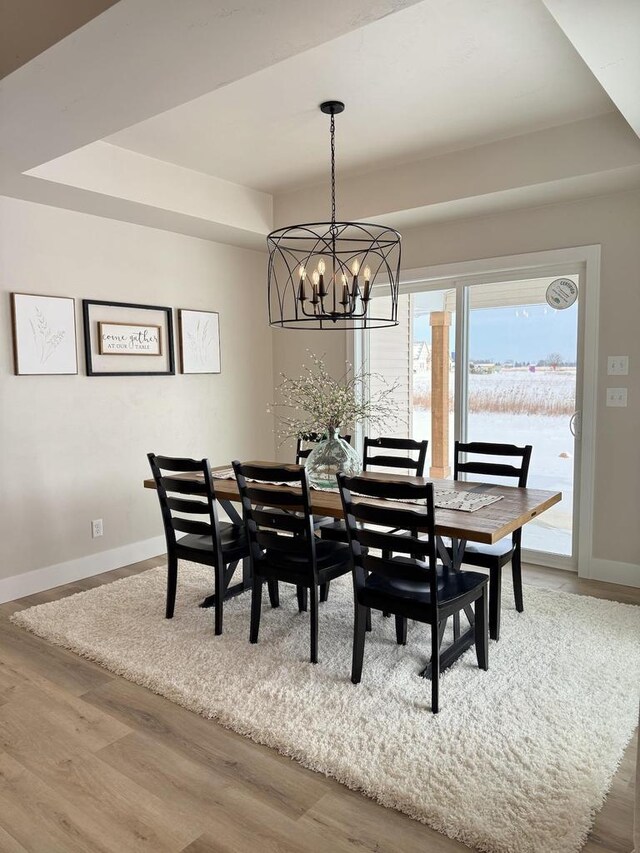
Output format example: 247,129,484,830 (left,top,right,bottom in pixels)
199,556,252,609
198,499,250,608
421,535,474,678
219,499,243,527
